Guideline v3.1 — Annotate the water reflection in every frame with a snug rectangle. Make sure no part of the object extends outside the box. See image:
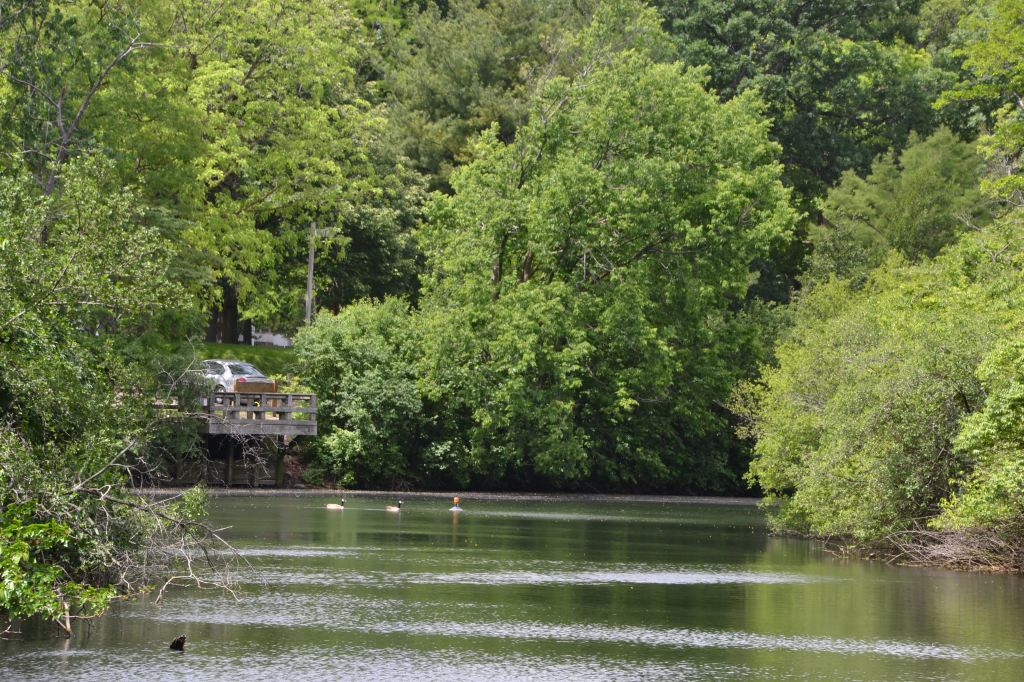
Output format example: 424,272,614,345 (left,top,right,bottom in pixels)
2,497,1022,682
451,507,459,547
